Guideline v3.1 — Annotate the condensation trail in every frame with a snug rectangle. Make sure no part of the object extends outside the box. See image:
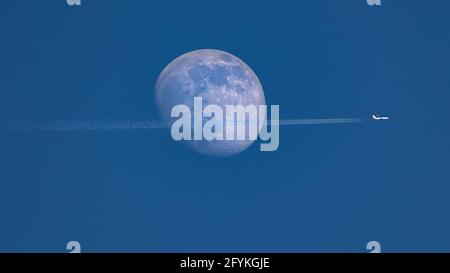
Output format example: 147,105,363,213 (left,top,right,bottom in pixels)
0,119,169,131
0,118,364,131
276,118,364,125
